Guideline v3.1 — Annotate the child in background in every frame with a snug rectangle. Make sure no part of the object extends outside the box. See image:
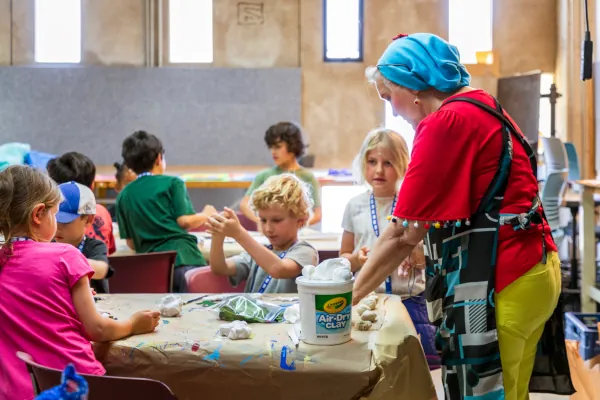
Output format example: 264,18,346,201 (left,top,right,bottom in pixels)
47,152,116,254
0,166,160,400
240,122,322,227
54,182,113,294
339,128,439,368
109,162,137,219
117,131,217,292
209,174,318,293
